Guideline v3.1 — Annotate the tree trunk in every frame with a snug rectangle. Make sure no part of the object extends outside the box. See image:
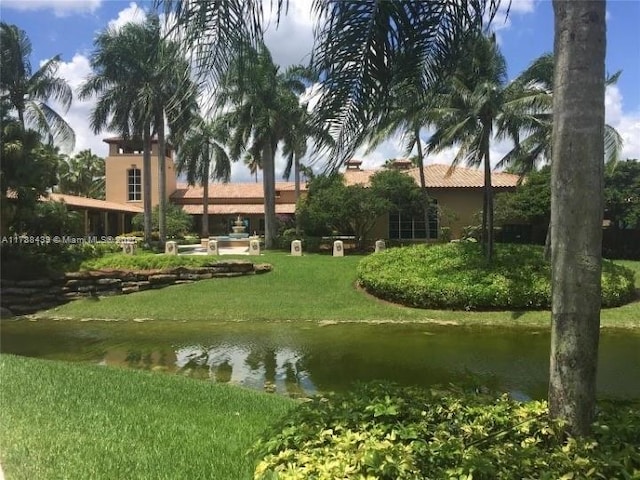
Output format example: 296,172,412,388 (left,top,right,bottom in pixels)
549,0,606,437
483,139,494,262
142,125,153,246
543,221,552,261
294,154,301,236
415,127,431,242
157,116,167,243
263,144,276,249
202,152,210,238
